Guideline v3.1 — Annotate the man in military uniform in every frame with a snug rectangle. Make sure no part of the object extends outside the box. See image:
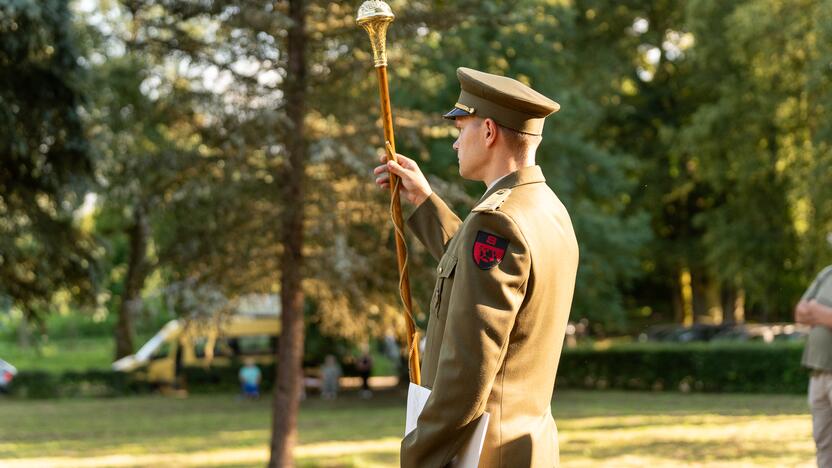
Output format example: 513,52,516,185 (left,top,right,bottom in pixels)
374,67,579,467
795,233,832,468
